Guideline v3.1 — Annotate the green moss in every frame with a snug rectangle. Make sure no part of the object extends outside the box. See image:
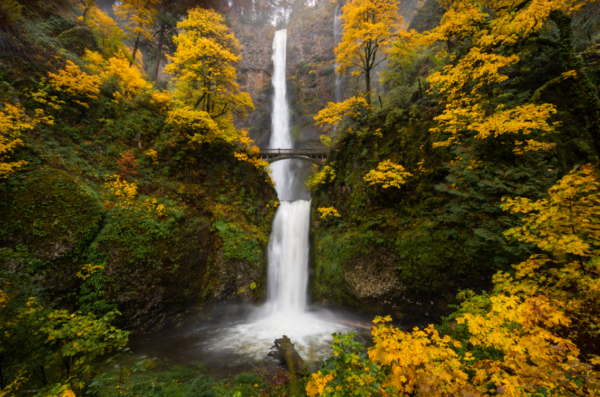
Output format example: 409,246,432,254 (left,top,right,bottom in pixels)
0,167,104,261
212,219,263,265
57,26,100,56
